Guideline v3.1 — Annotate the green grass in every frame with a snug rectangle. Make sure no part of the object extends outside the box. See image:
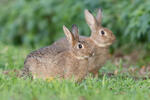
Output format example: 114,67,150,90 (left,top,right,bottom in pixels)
0,43,150,100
